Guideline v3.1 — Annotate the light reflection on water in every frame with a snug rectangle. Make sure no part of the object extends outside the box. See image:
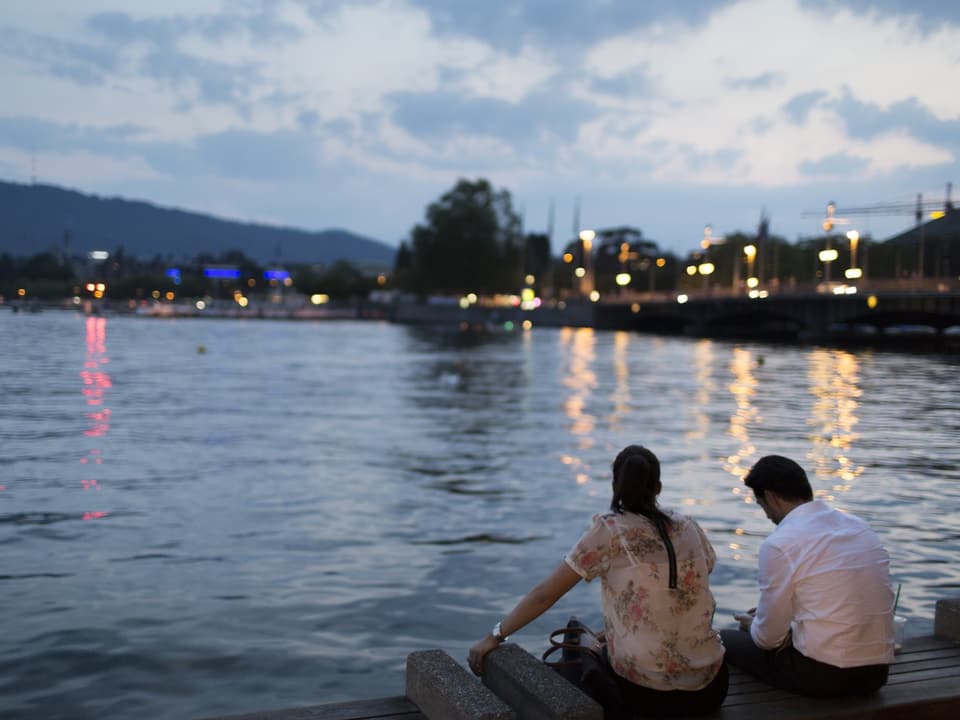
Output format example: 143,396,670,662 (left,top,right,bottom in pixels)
0,313,958,720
